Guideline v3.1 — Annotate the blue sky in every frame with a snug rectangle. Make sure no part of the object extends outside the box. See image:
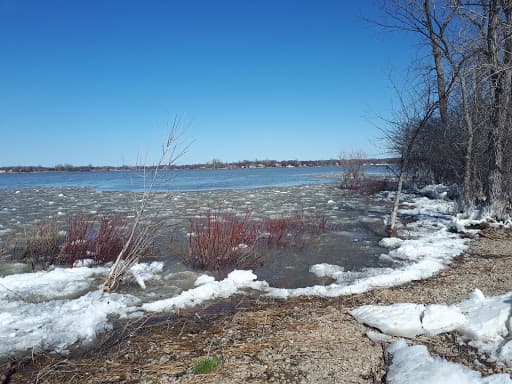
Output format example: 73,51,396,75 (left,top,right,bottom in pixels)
0,0,417,166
